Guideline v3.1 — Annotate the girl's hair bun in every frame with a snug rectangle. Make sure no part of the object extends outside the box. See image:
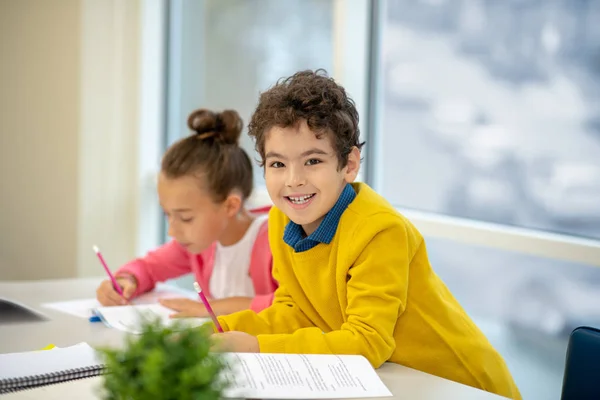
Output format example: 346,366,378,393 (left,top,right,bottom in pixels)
187,108,243,145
